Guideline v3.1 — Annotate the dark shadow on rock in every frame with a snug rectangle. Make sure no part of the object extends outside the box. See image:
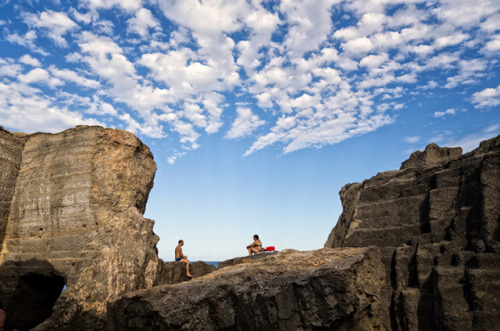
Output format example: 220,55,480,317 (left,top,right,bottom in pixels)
0,259,65,331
